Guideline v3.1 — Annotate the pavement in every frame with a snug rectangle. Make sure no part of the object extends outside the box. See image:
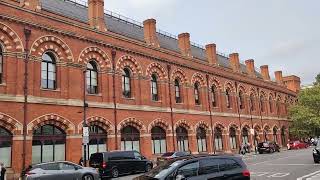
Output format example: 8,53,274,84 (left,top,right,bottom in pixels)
111,147,320,180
